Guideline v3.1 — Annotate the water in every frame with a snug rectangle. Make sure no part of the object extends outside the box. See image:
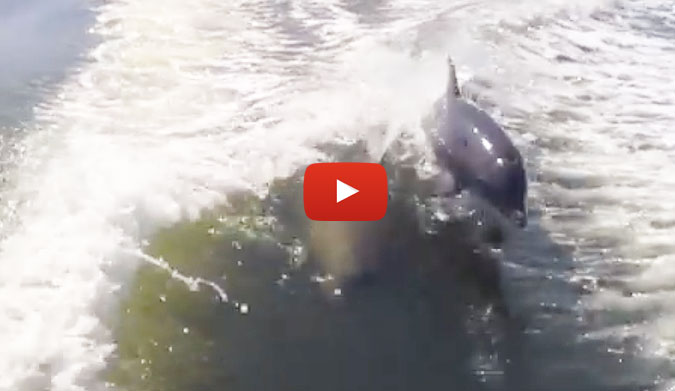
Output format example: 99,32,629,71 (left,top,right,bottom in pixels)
1,0,675,390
